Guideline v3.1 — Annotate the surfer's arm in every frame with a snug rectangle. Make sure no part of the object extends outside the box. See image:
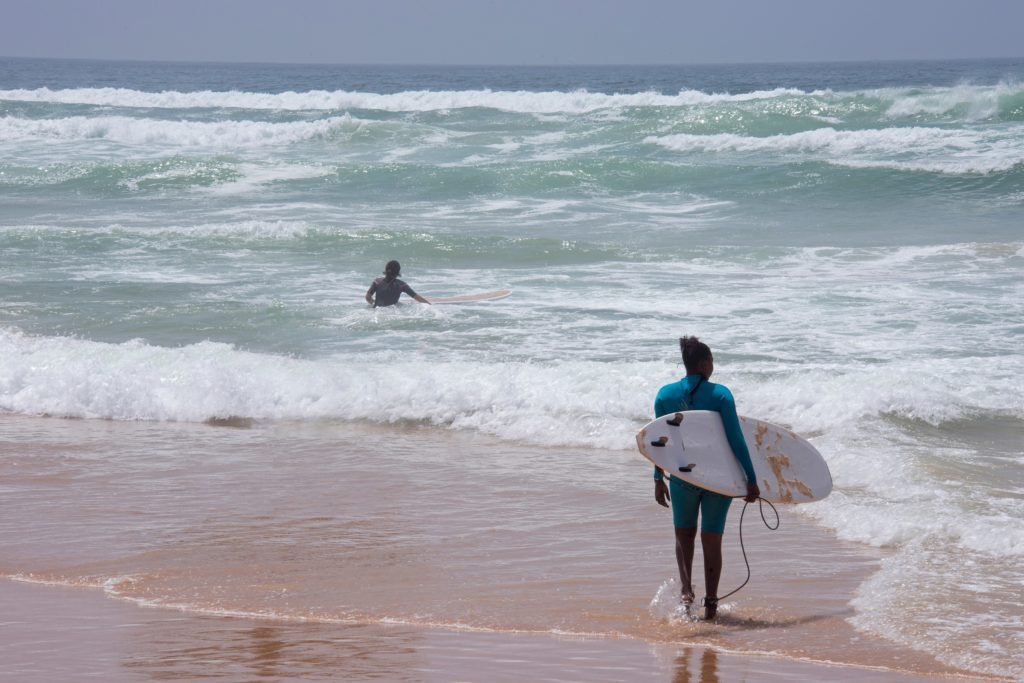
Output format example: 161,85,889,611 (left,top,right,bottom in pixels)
652,387,670,502
653,387,669,502
365,282,377,305
654,478,670,507
652,393,671,481
718,390,757,485
403,283,431,305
